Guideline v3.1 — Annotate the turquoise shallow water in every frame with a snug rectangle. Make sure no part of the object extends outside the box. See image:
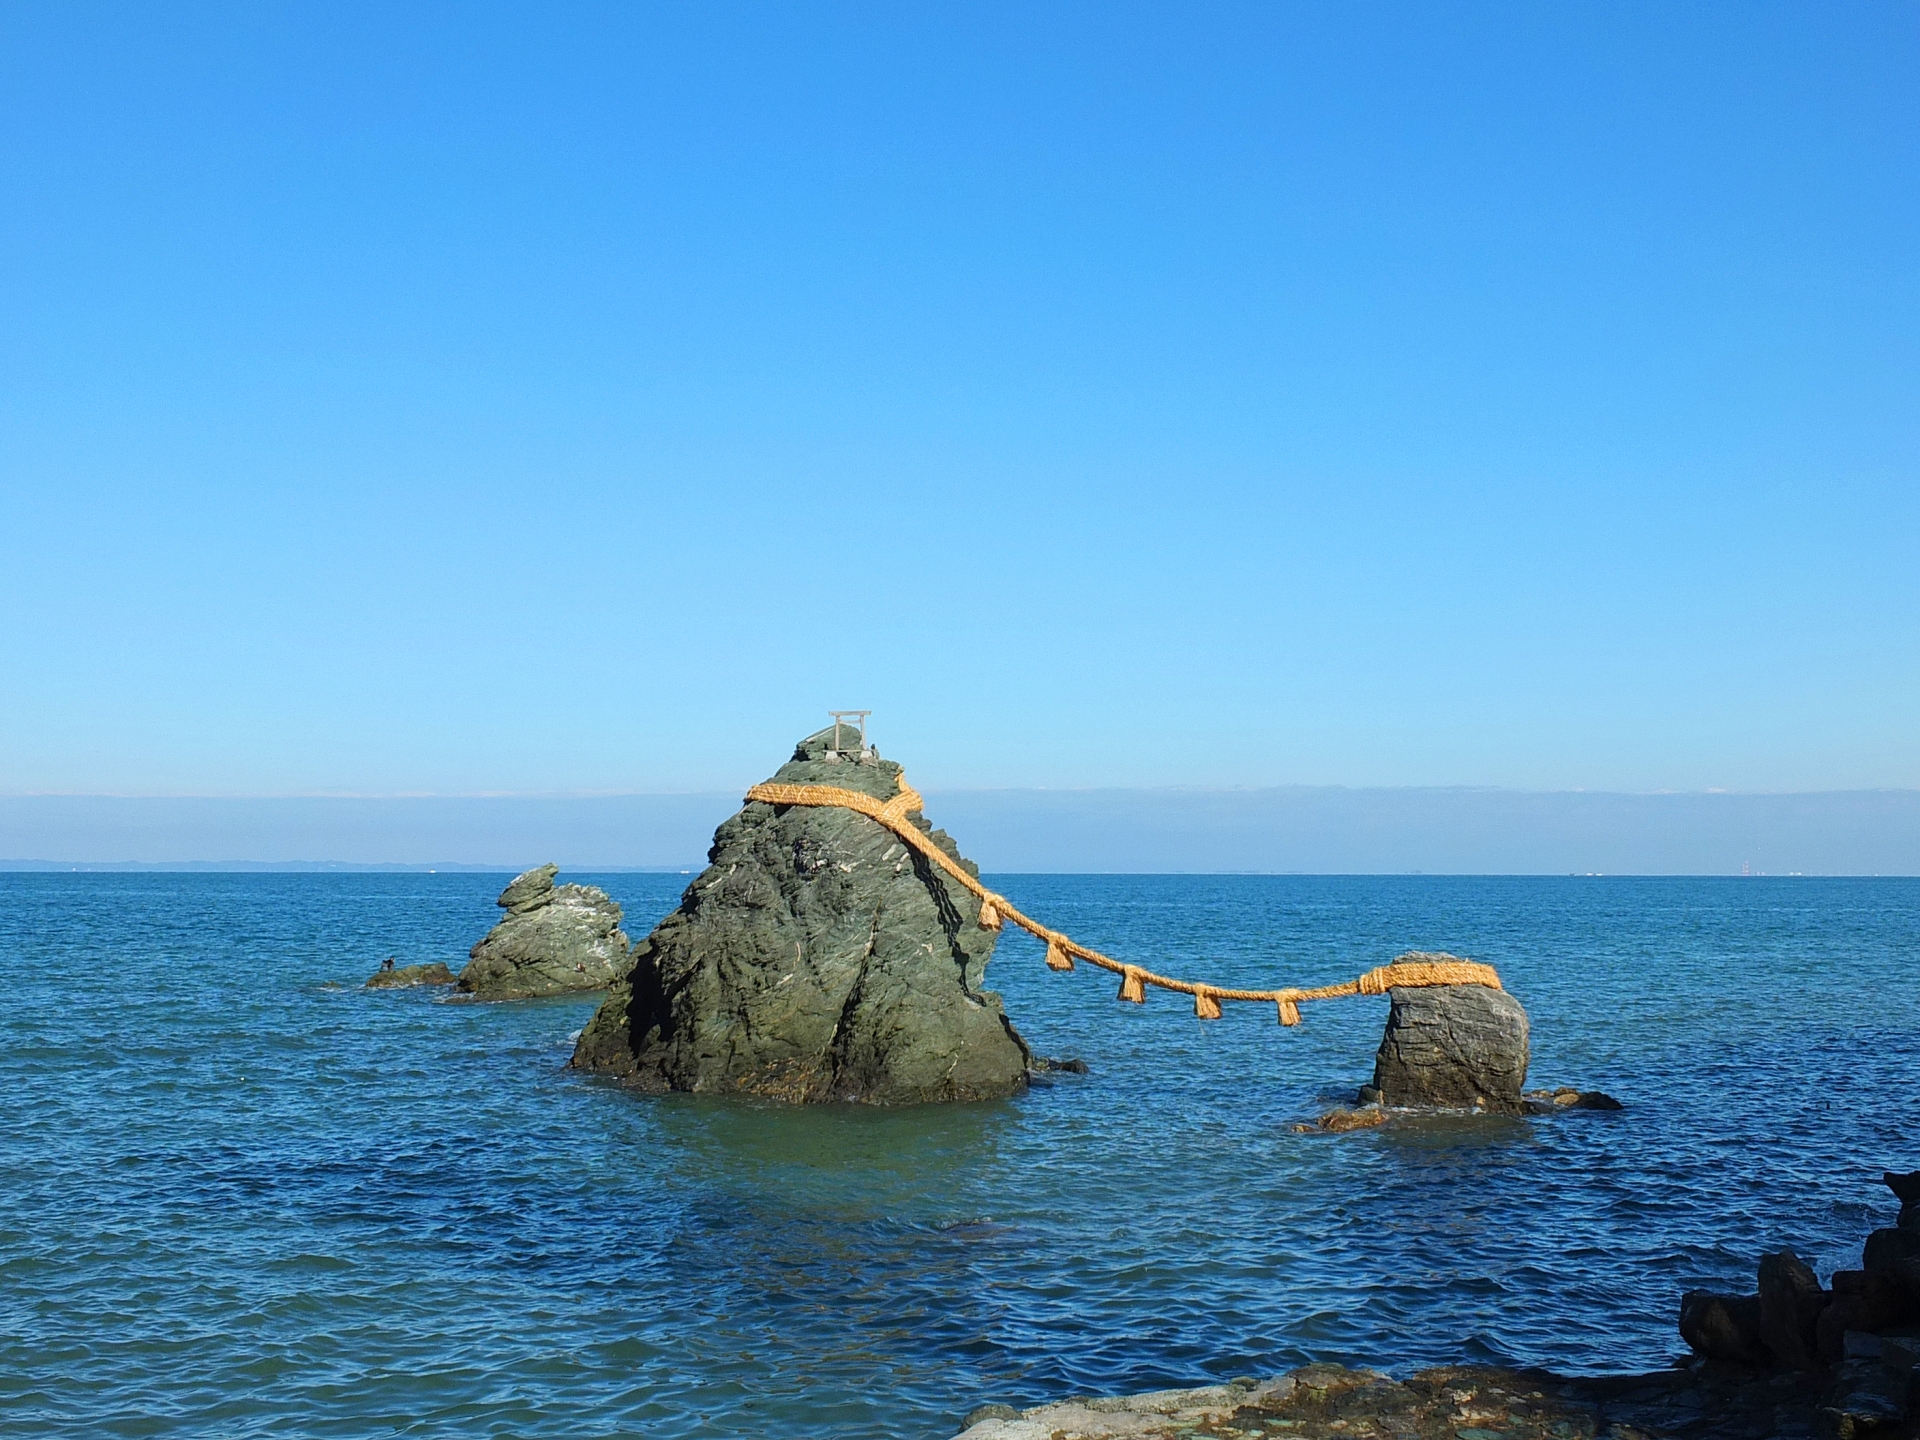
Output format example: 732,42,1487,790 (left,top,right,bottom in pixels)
2,873,1917,1438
